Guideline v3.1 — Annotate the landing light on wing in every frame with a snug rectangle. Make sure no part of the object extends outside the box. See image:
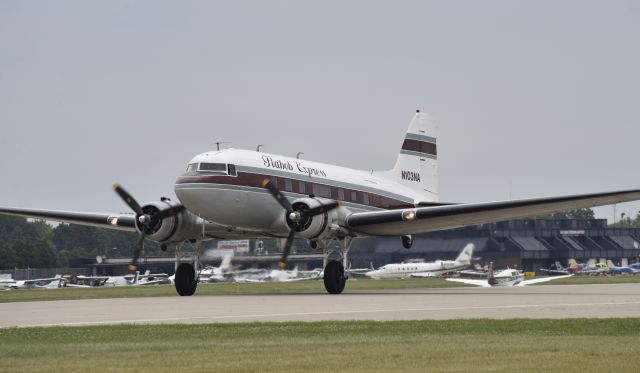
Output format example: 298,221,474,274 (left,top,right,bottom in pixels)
402,210,416,221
